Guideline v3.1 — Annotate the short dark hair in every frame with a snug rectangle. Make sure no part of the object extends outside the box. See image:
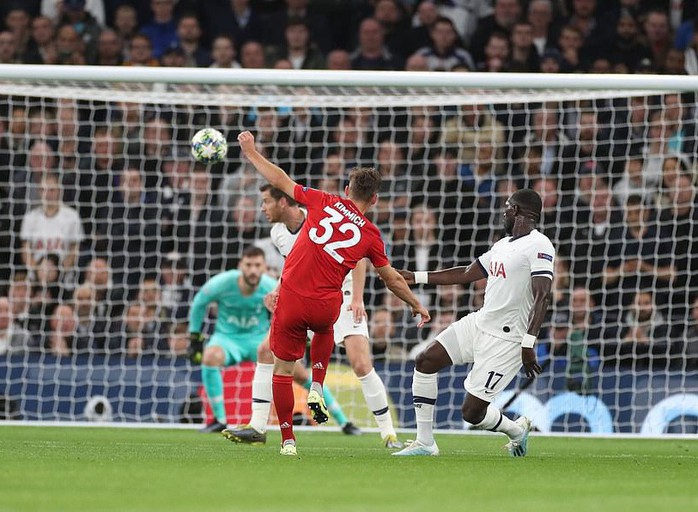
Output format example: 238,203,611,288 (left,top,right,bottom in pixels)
241,245,266,260
348,167,382,203
510,188,543,222
259,183,297,206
